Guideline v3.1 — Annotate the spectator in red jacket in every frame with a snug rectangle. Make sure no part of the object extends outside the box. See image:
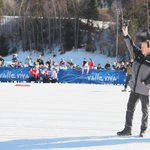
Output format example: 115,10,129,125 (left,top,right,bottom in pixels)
88,58,95,69
29,67,40,83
